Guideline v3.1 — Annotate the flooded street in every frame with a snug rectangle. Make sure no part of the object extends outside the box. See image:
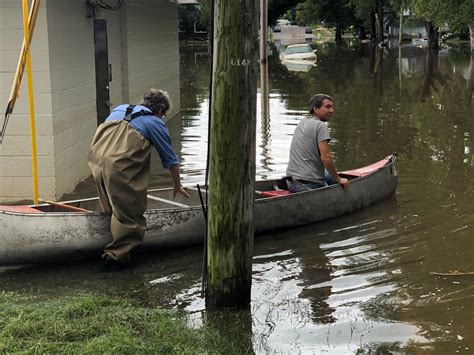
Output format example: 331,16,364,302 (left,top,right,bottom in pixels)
2,40,473,353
